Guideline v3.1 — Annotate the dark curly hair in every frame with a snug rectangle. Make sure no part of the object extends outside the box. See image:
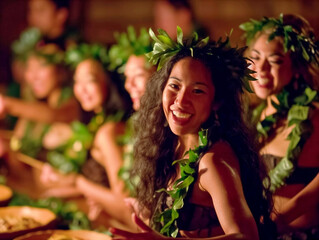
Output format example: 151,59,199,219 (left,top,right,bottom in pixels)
131,41,276,239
